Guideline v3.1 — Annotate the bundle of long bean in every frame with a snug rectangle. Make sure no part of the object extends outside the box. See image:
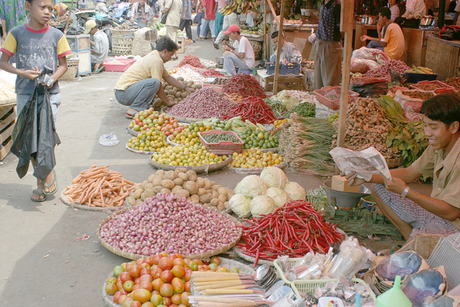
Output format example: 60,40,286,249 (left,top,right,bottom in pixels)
237,200,344,265
278,113,335,173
